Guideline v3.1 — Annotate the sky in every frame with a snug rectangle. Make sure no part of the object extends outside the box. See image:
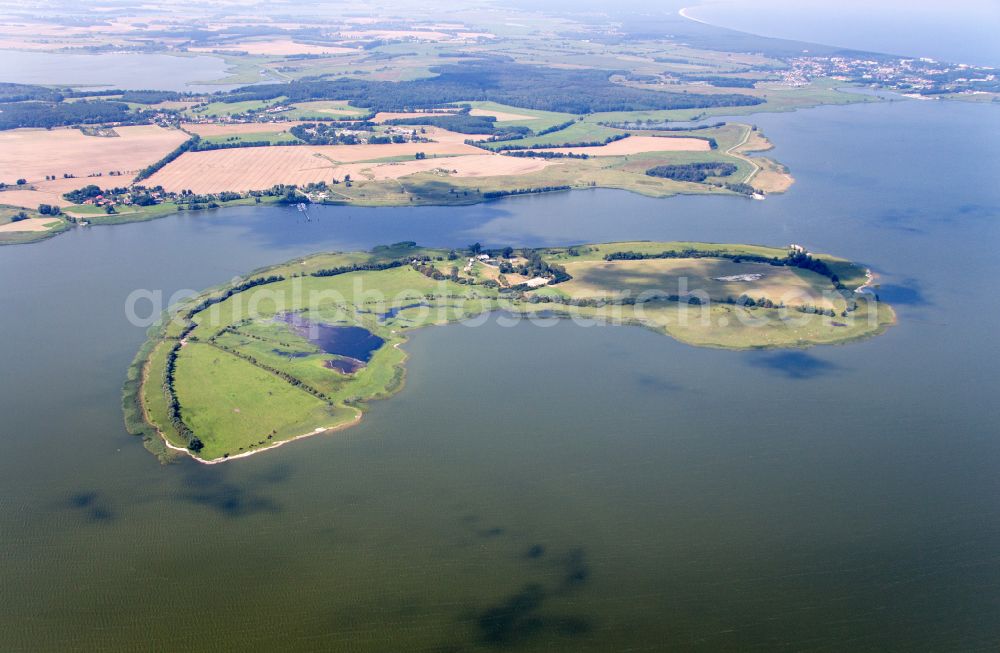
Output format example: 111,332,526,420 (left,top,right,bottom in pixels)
681,0,1000,66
